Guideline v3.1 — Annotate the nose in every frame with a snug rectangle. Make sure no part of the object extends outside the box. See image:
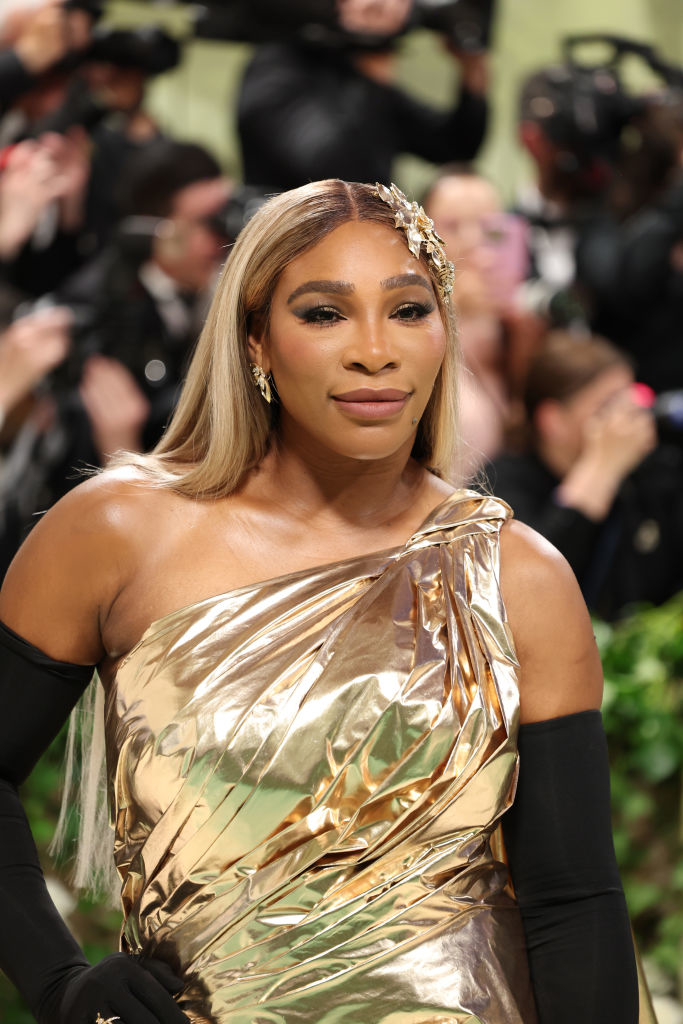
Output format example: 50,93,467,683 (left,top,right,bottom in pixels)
342,317,400,374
